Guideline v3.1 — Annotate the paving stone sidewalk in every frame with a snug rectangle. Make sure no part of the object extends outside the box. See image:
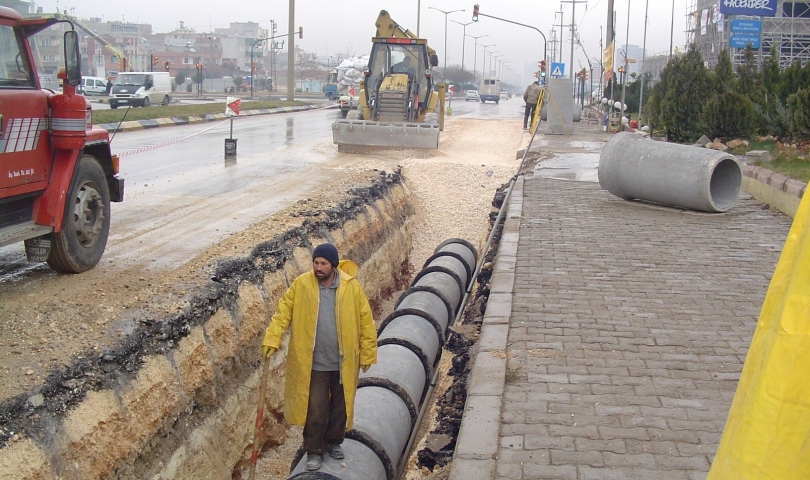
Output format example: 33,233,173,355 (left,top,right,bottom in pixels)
452,175,793,479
